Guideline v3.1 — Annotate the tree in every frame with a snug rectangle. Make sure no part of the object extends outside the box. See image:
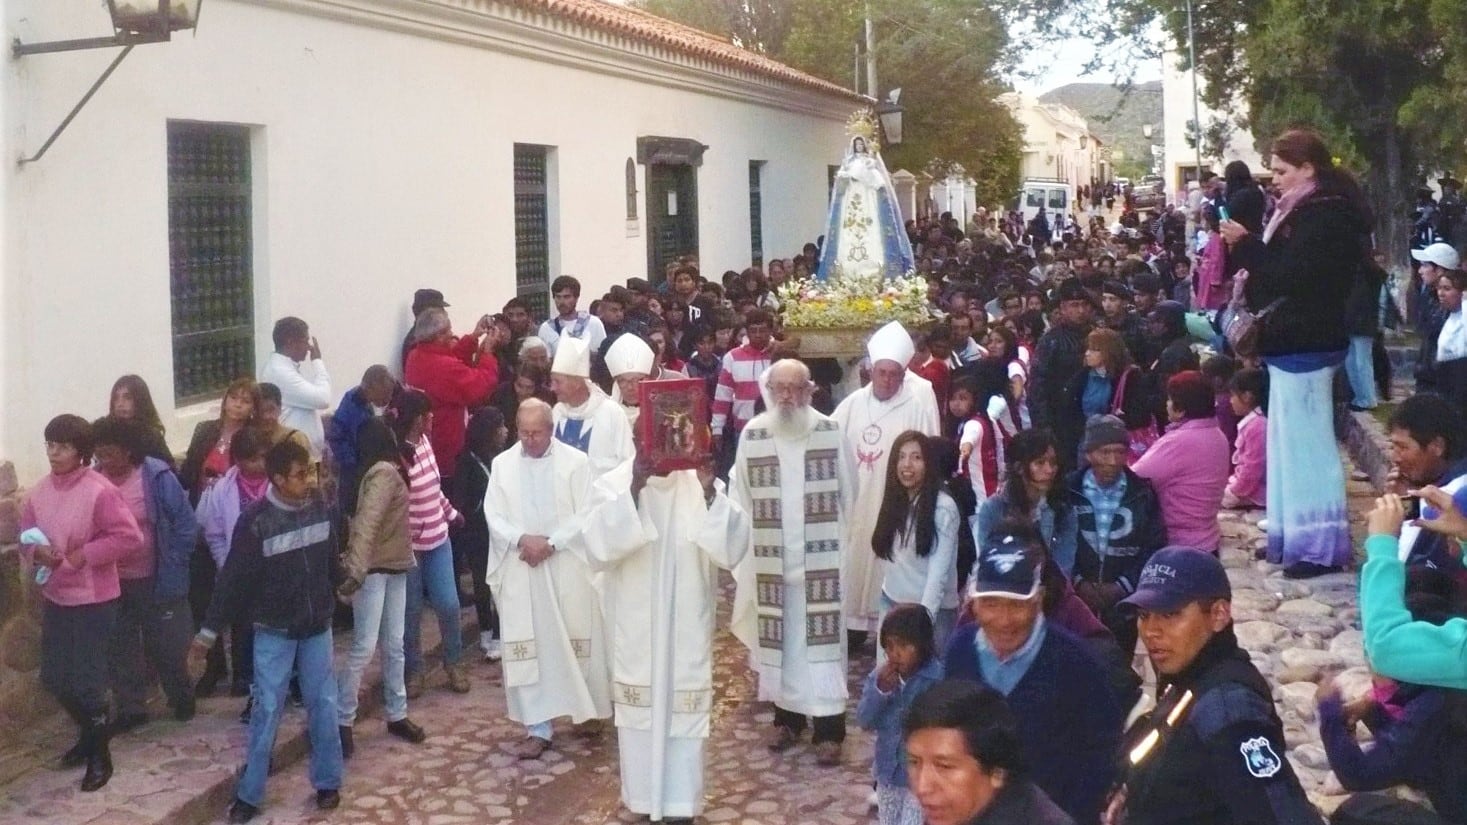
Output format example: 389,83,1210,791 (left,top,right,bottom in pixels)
633,0,1025,206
